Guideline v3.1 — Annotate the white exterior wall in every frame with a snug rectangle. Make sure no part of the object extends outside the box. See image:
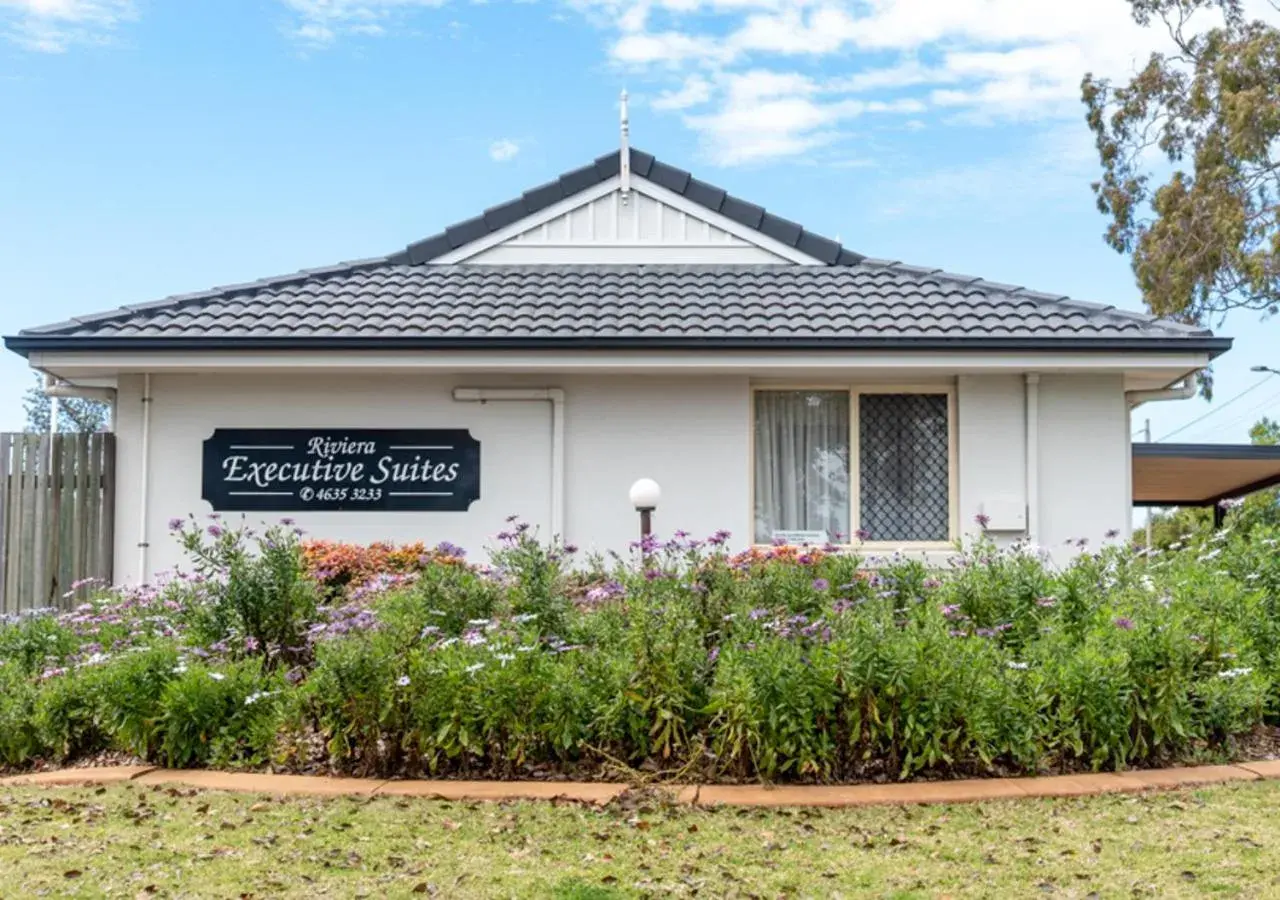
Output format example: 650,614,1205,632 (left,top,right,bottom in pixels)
955,373,1131,561
112,371,1129,584
1036,373,1131,556
113,373,750,583
956,374,1027,543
